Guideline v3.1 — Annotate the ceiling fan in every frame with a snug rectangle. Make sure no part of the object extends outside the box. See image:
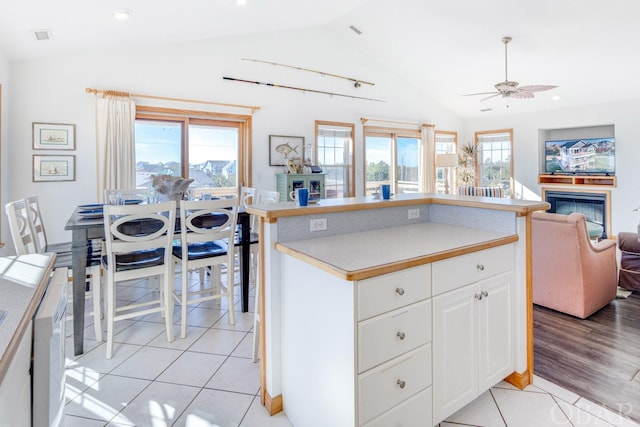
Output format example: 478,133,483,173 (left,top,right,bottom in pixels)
465,36,557,101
